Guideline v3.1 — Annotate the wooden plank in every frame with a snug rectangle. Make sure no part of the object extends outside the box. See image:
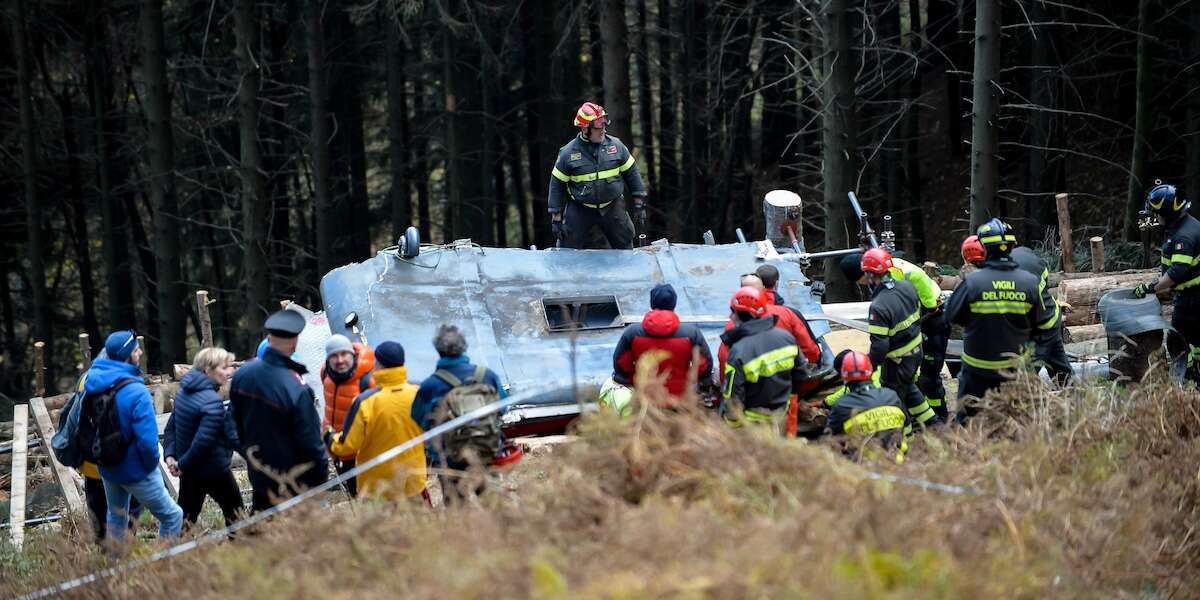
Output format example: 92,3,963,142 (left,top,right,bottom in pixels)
158,412,171,434
10,405,28,550
158,441,179,497
34,341,46,397
1090,237,1105,274
197,290,213,348
28,397,86,517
